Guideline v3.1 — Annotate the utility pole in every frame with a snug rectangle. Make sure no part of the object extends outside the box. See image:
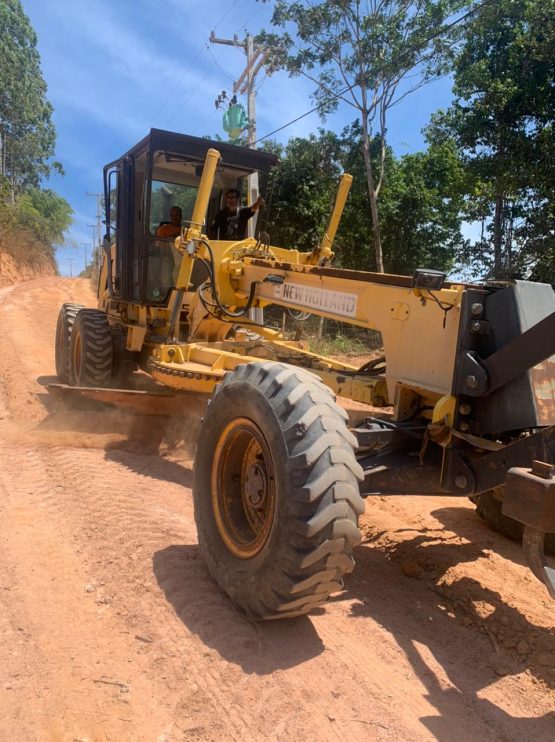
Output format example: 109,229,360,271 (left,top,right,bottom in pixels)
209,31,270,236
80,242,90,269
67,258,75,278
86,223,99,270
86,192,103,269
209,32,268,147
